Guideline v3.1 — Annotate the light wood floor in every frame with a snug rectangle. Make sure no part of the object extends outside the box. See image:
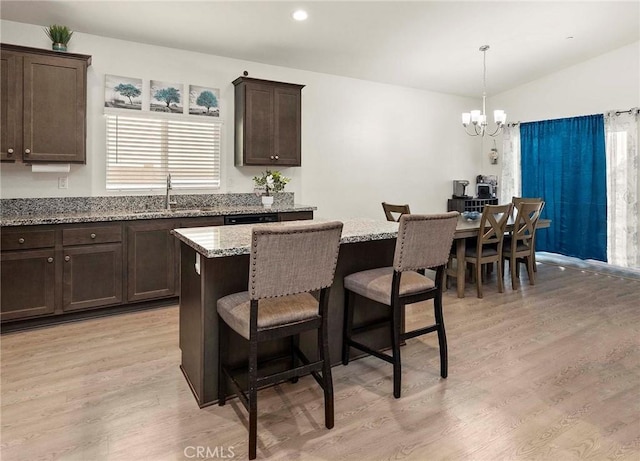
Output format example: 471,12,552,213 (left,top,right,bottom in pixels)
2,263,639,461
